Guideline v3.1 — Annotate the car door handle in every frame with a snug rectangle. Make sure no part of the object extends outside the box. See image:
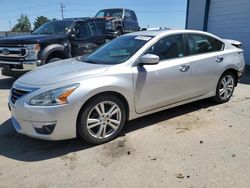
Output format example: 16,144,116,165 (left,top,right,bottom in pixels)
179,64,190,72
216,56,224,63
